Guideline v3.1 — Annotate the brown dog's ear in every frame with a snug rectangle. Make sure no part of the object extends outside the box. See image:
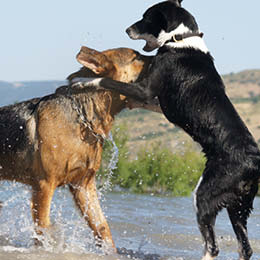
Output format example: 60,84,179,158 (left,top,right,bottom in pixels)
76,46,116,75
